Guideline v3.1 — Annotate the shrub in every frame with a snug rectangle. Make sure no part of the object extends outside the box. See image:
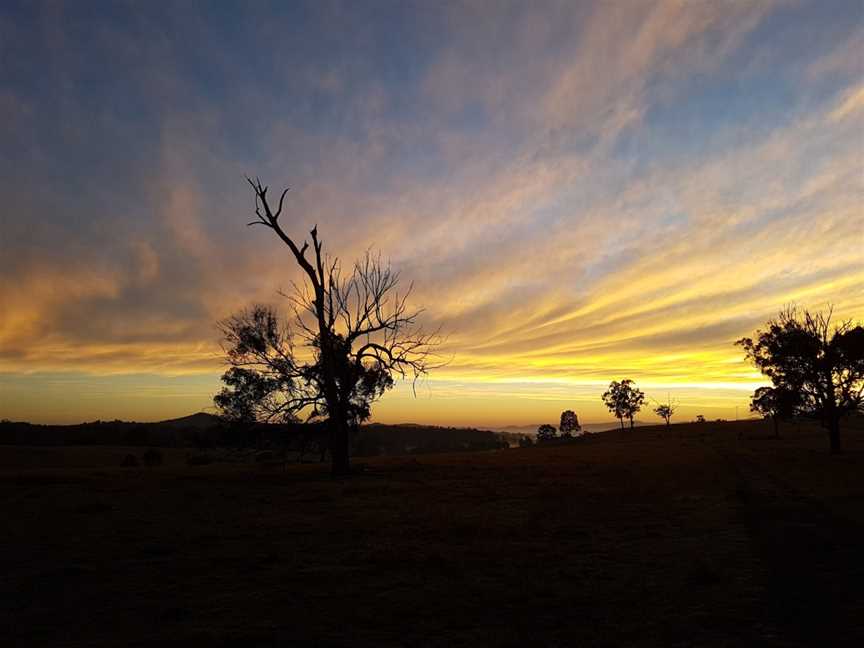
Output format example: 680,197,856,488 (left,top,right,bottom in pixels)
537,424,557,442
